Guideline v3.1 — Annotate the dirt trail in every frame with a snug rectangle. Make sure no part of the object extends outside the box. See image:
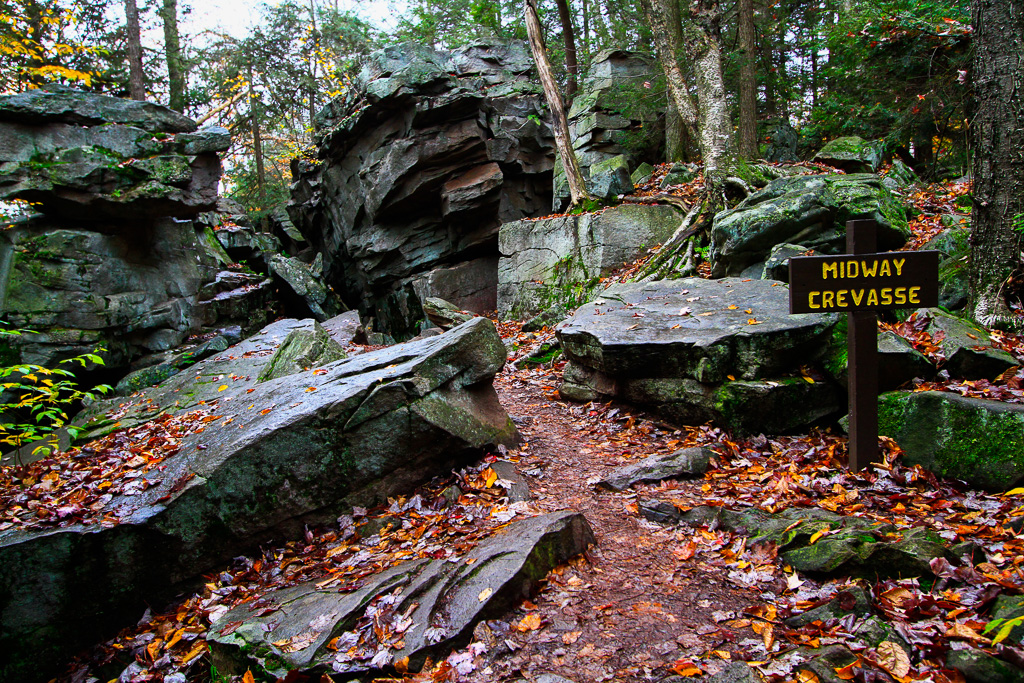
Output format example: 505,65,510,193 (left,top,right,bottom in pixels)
468,366,762,682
